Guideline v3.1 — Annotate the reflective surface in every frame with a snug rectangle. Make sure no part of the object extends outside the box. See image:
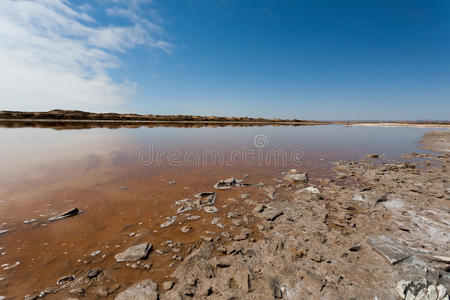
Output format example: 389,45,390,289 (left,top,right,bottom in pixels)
0,125,439,296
